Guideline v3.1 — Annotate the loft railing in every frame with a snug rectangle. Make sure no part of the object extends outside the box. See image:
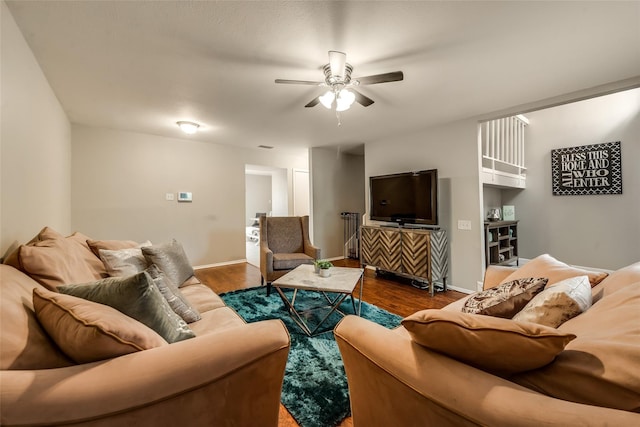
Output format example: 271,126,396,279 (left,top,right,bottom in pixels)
480,115,528,188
